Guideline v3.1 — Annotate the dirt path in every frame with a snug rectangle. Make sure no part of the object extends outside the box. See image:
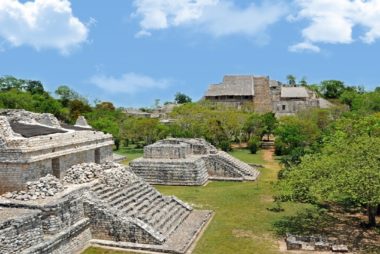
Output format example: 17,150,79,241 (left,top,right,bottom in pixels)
262,148,281,170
